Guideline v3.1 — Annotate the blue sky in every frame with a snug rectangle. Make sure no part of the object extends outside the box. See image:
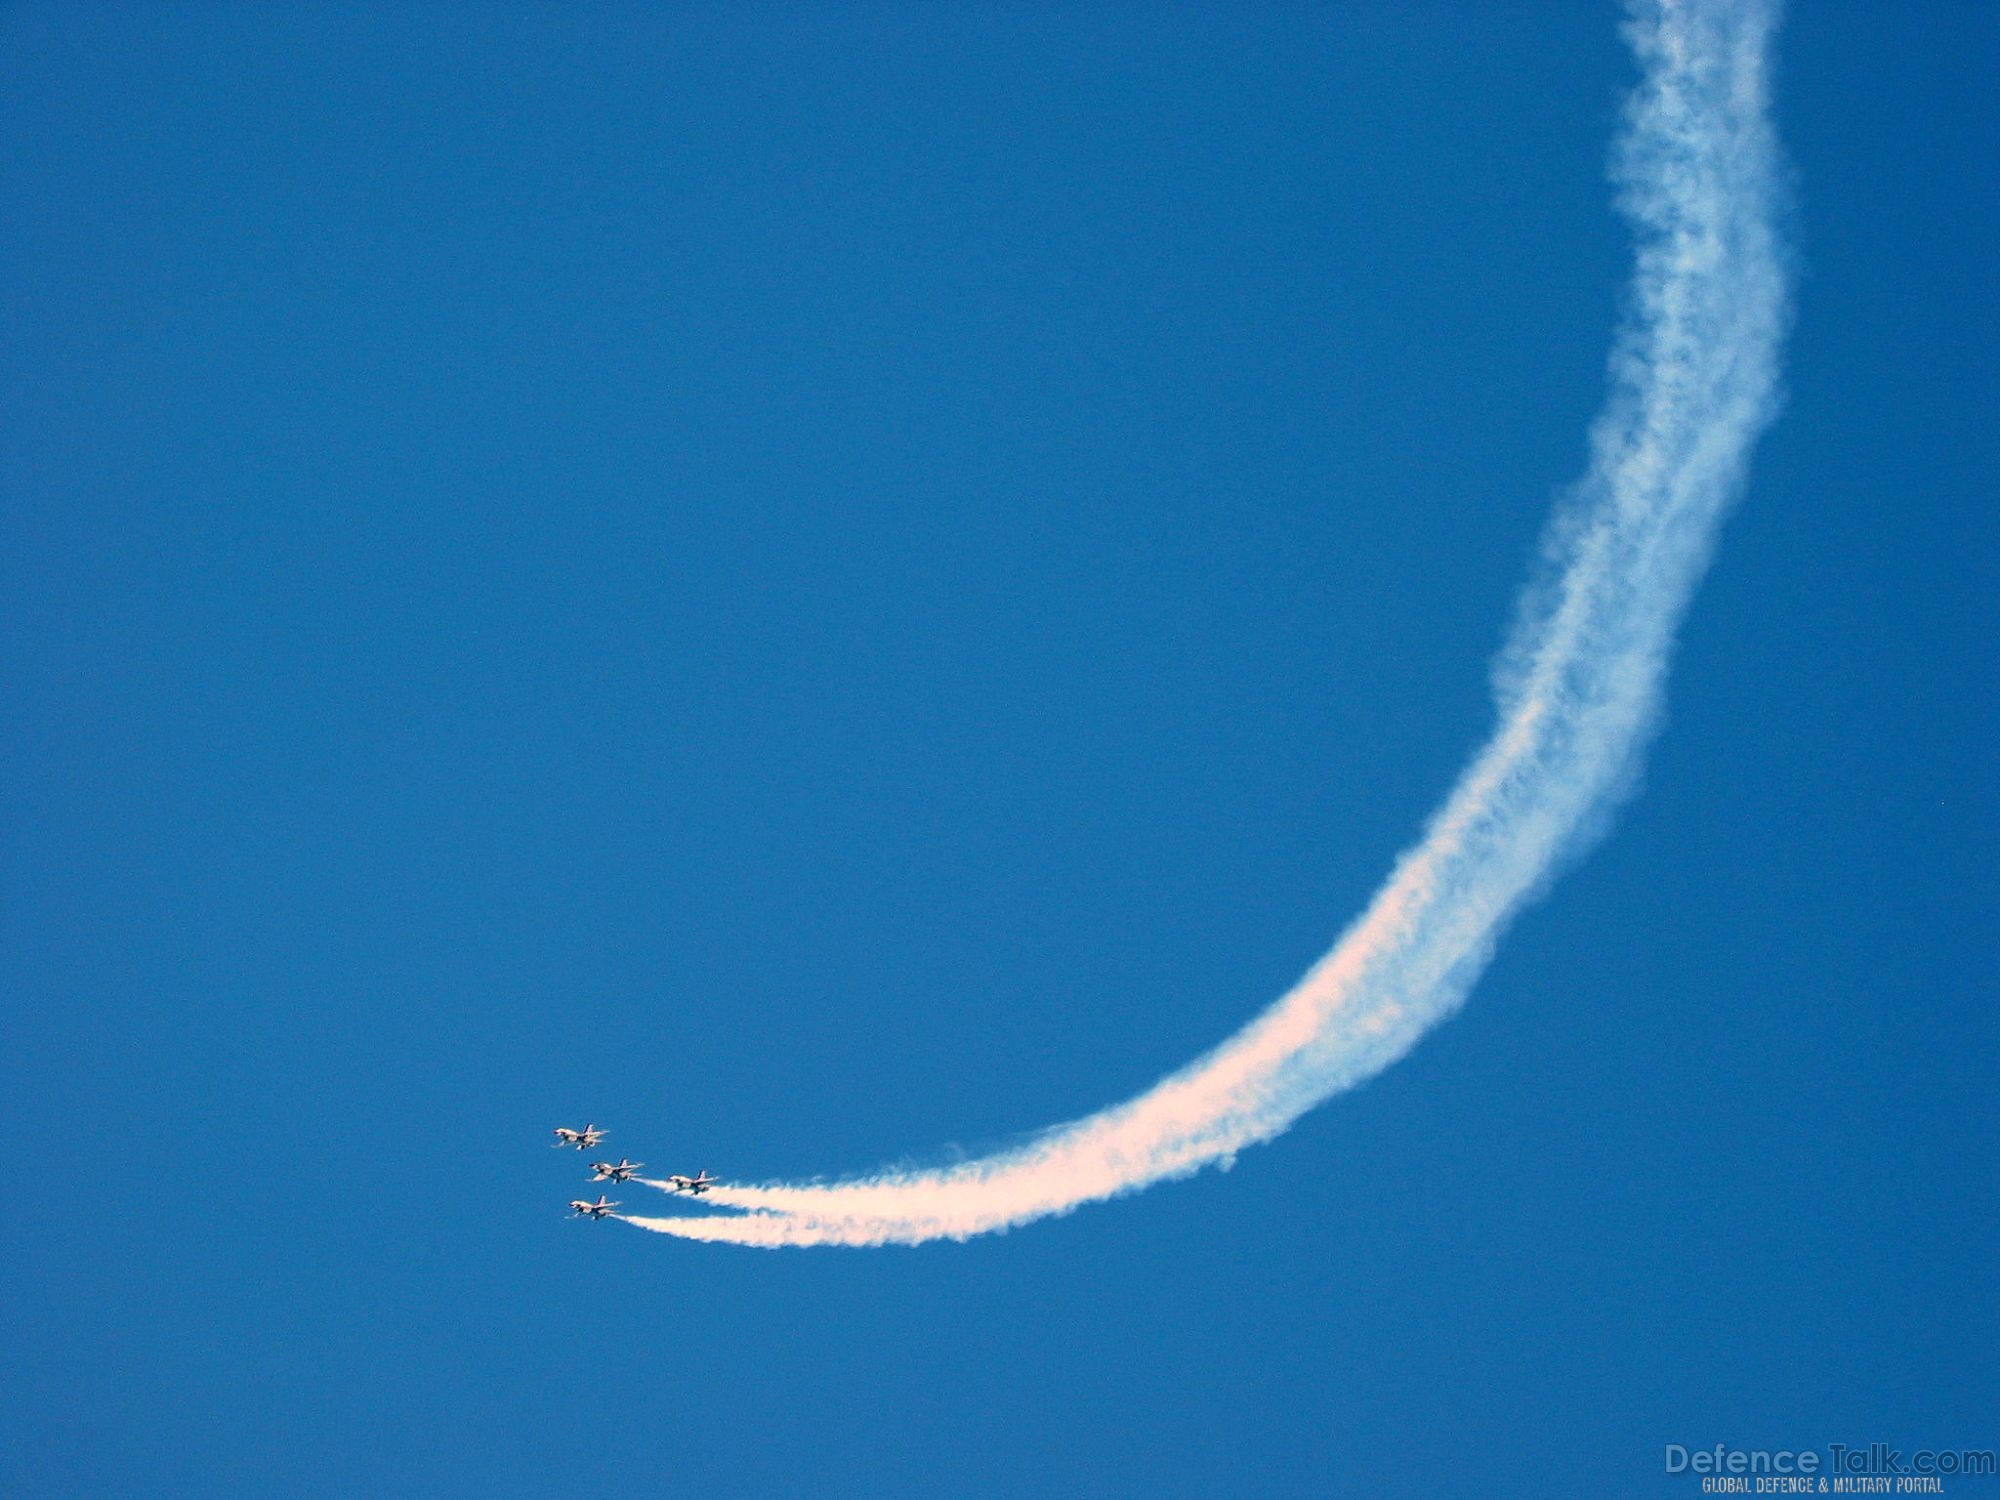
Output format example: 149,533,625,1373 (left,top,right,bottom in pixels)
3,3,1993,1495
